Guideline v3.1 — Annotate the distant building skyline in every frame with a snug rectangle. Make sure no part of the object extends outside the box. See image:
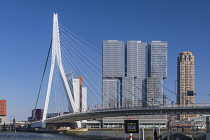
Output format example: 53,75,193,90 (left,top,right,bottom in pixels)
66,72,87,113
